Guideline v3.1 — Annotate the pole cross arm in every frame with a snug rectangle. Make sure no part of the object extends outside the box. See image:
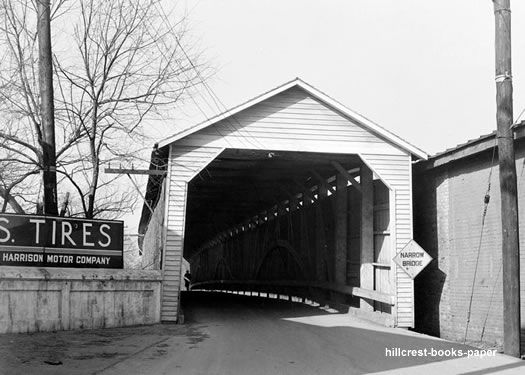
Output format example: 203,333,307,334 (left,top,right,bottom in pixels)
105,168,167,176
